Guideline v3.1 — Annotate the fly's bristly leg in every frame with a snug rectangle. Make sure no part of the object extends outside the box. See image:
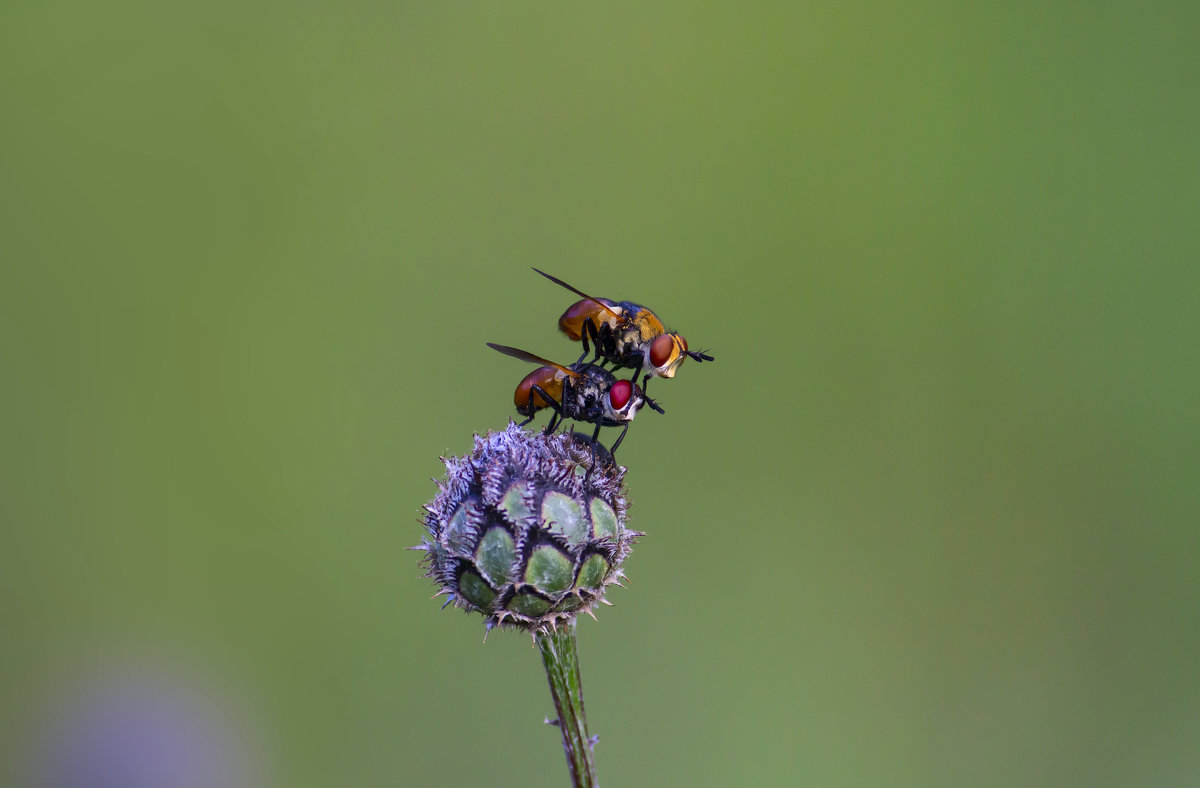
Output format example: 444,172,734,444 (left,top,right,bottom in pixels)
608,423,630,462
579,317,595,357
530,385,563,415
639,374,665,414
582,318,605,364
